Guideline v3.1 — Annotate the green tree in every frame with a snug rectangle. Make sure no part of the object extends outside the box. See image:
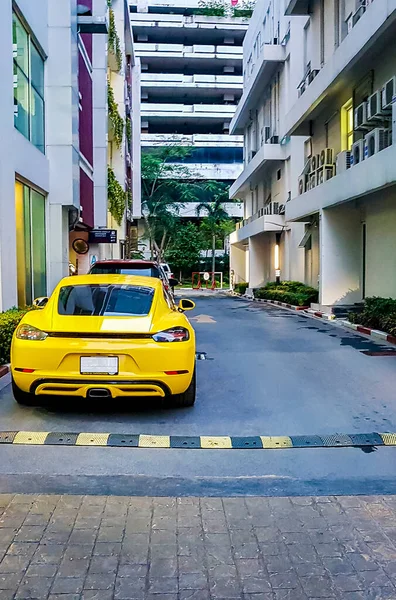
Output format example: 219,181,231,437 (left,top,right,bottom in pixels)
165,222,204,279
141,147,233,262
196,188,235,282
